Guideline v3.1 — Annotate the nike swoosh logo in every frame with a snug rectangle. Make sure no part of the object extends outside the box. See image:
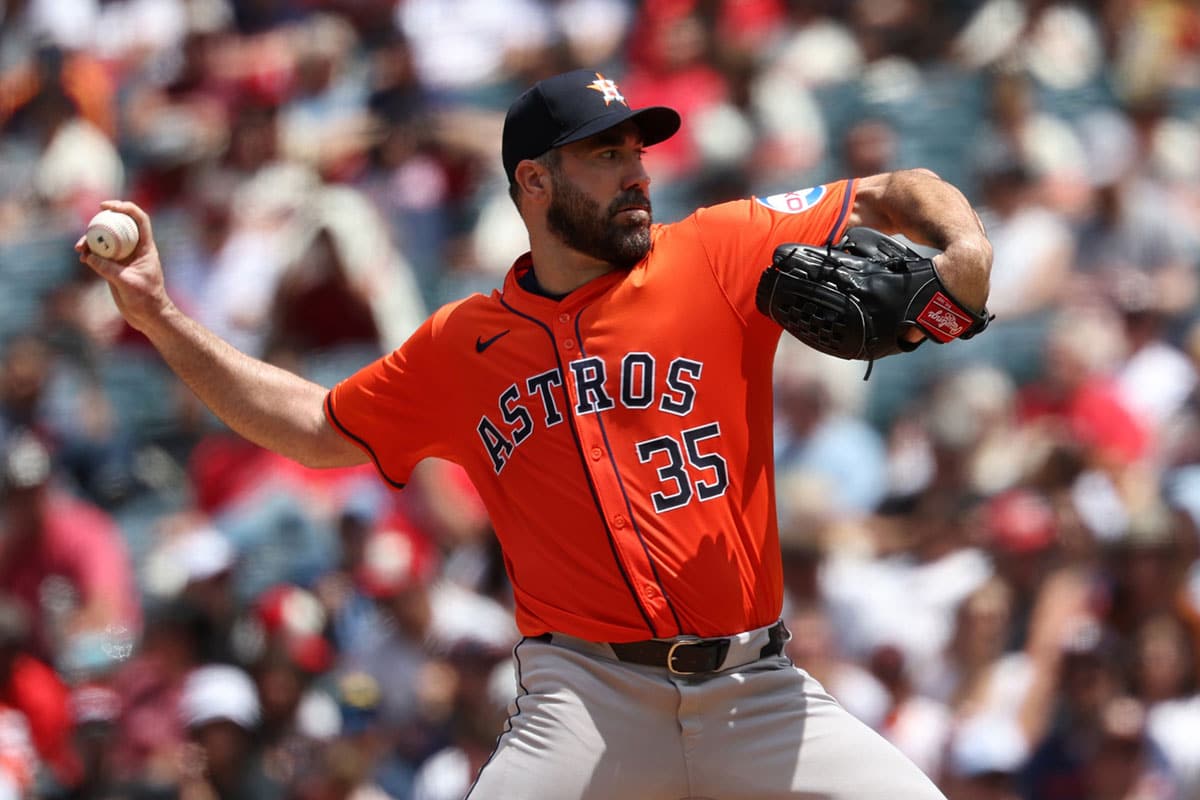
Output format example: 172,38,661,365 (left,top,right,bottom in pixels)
475,330,510,353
